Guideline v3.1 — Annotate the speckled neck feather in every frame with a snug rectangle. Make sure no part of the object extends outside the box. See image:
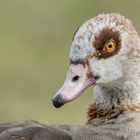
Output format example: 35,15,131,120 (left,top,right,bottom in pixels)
87,102,140,124
87,78,140,124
